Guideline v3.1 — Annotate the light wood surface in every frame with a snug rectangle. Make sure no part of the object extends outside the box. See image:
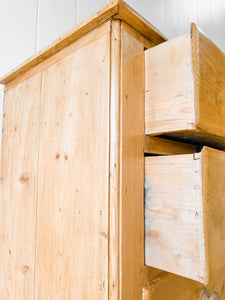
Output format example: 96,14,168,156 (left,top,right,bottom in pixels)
201,147,225,296
109,20,120,299
145,147,225,295
0,0,117,85
34,21,110,299
113,0,166,45
144,136,196,155
3,2,222,298
119,22,146,299
4,19,112,92
0,0,166,86
145,152,206,283
0,73,42,299
143,267,222,300
195,24,225,140
145,32,195,135
145,23,225,149
109,20,152,299
0,10,165,299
